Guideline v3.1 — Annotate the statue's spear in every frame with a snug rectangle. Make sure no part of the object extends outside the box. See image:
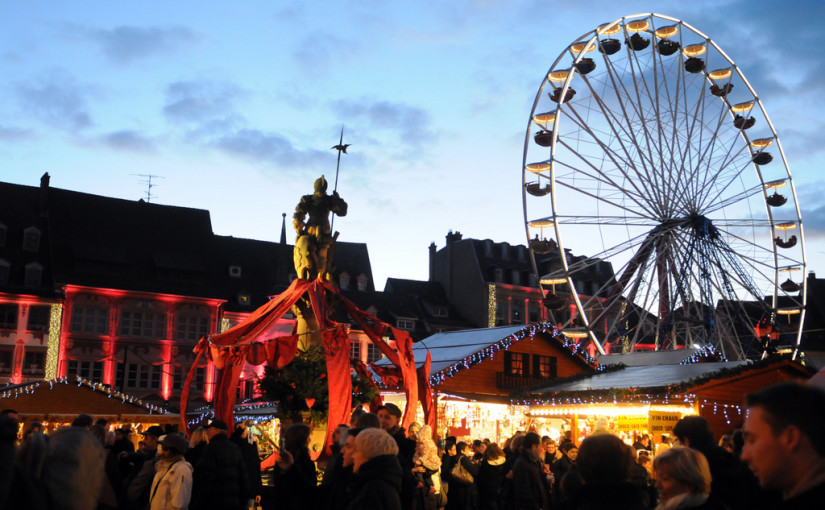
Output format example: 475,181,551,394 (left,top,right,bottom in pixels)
330,125,350,232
